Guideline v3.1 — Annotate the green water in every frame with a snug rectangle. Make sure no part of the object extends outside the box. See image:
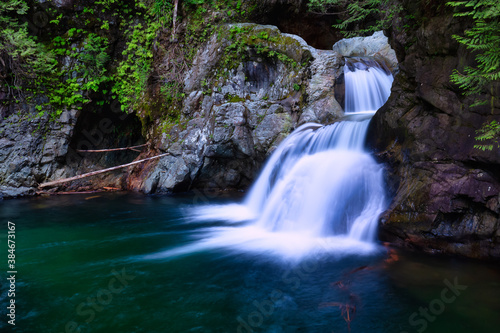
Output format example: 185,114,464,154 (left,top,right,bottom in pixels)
1,192,499,333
